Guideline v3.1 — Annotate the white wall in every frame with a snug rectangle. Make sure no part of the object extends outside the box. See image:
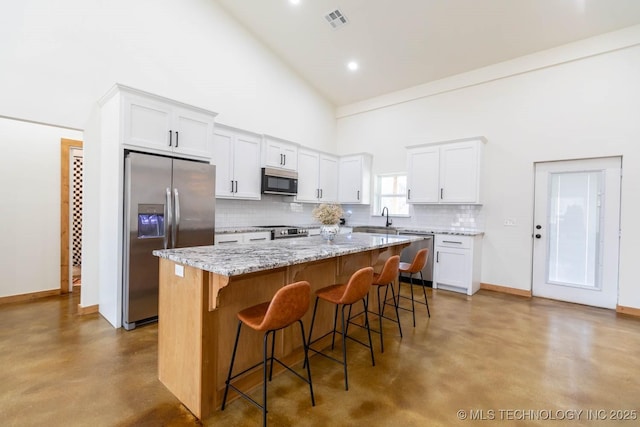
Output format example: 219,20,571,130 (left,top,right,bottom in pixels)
0,117,82,297
0,0,336,318
0,0,336,152
336,28,640,309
